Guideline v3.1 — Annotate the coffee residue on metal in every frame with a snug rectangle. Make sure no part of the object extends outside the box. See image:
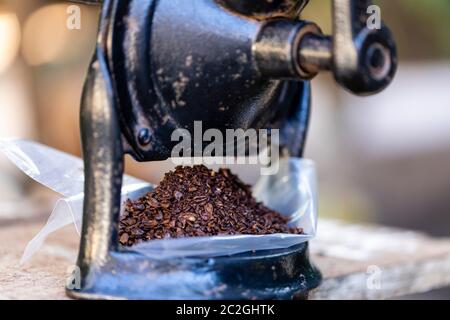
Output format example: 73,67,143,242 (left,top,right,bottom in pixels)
119,165,301,246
